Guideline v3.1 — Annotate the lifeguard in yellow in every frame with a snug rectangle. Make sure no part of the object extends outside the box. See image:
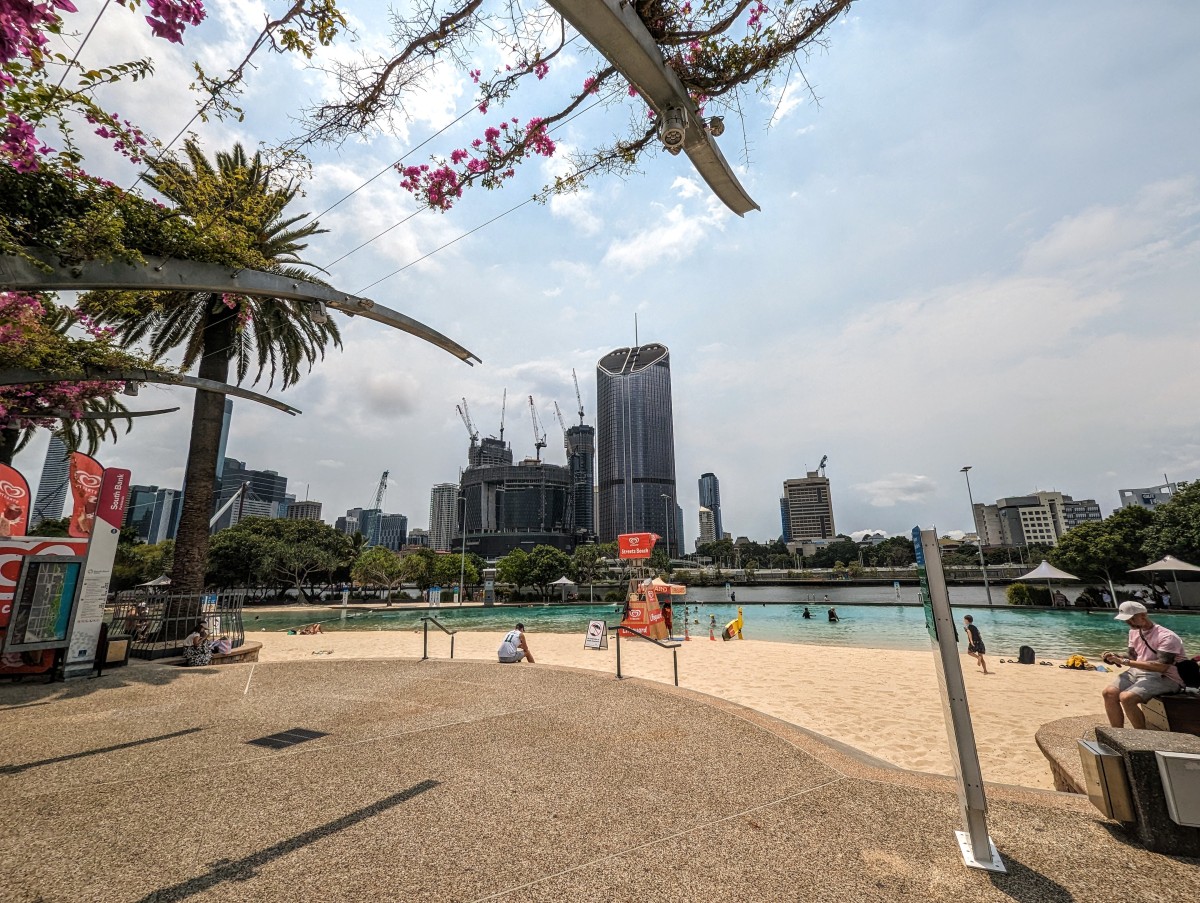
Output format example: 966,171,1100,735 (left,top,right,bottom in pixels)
721,606,744,641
